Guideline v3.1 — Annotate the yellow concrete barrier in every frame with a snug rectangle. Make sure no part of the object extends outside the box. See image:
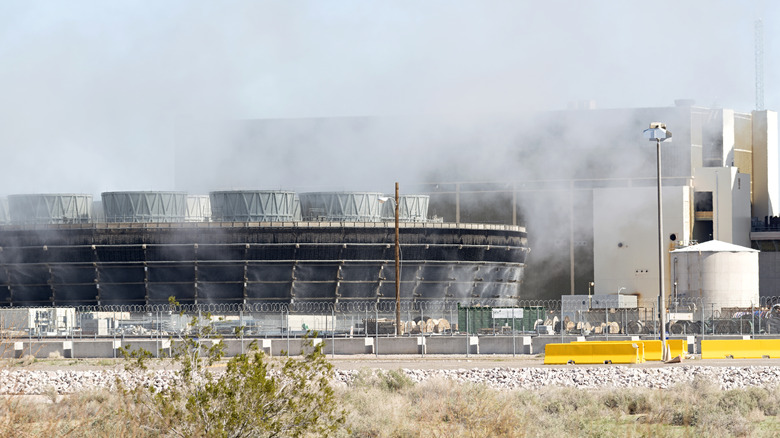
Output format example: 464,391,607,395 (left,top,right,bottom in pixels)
641,339,687,361
572,339,687,361
701,339,780,359
544,342,641,364
572,341,646,362
666,339,687,359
